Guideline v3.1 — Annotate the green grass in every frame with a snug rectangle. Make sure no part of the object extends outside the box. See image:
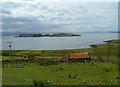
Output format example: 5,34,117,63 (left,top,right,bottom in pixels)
1,56,28,60
2,41,119,85
2,43,119,62
2,62,118,85
0,56,2,61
